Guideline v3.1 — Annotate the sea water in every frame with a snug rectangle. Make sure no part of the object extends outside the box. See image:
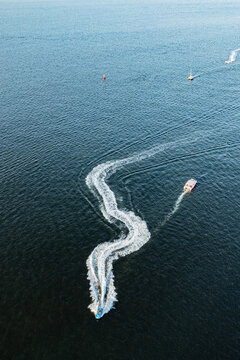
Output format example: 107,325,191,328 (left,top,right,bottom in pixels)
0,0,240,359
